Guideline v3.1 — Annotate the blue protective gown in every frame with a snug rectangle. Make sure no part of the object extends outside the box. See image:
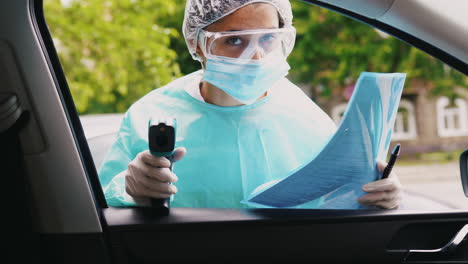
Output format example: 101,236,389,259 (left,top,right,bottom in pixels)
99,70,337,208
